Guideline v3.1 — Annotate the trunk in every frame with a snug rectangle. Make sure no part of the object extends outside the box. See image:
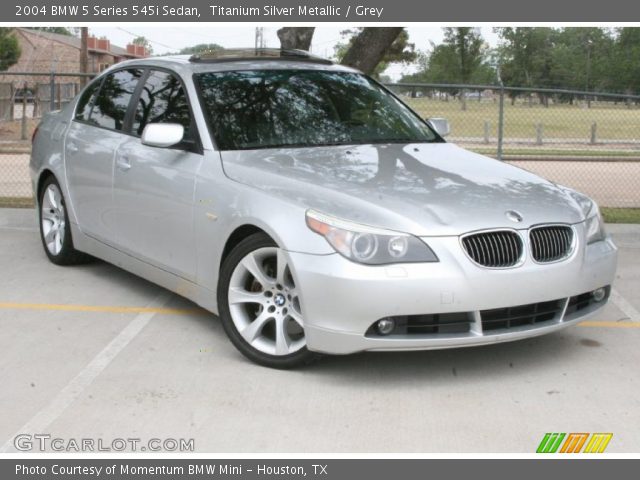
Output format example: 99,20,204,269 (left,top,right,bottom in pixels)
276,27,315,51
340,27,404,75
